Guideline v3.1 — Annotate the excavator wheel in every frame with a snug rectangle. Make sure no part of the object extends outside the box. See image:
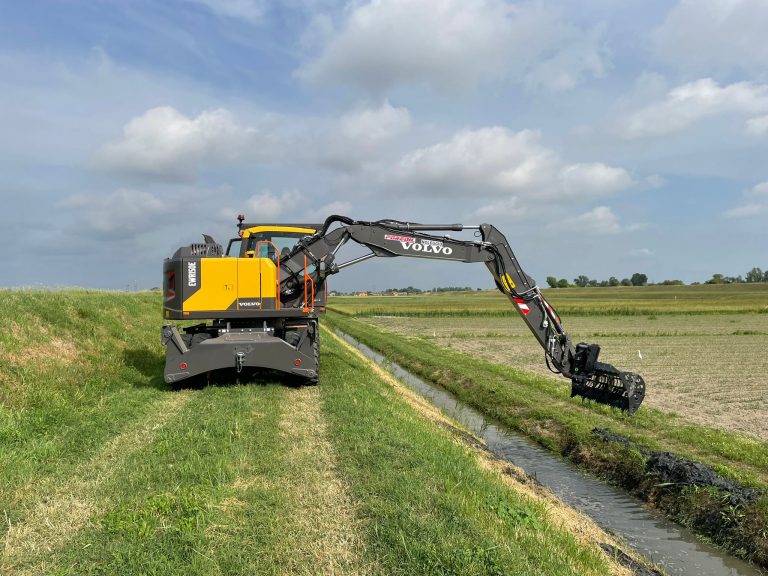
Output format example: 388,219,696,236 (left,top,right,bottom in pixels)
306,330,319,386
